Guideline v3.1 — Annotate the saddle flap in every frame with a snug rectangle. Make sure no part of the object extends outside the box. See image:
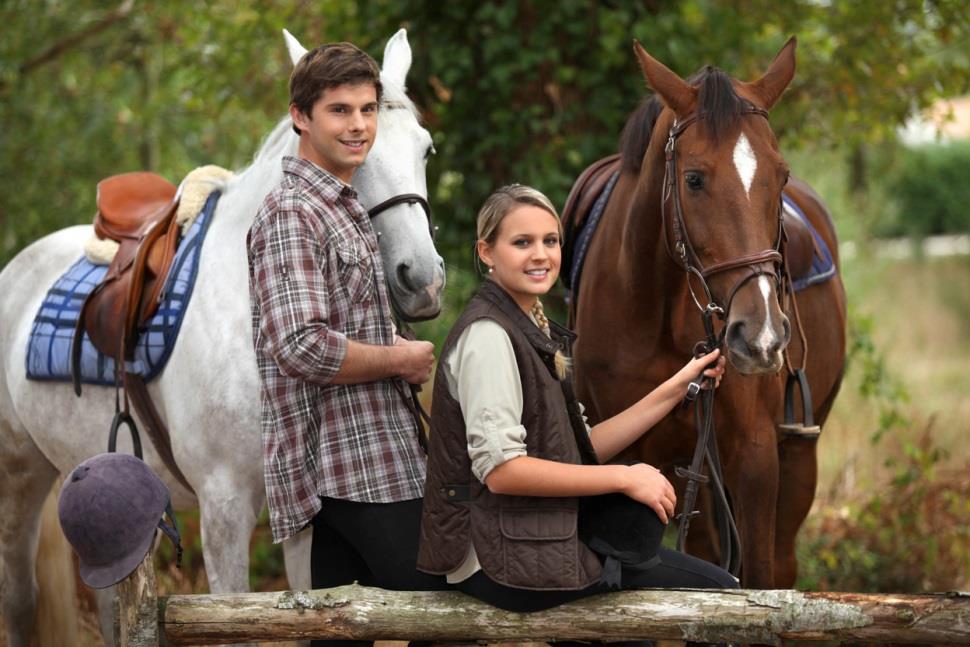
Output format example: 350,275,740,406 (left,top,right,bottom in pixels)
95,172,178,241
782,208,817,281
